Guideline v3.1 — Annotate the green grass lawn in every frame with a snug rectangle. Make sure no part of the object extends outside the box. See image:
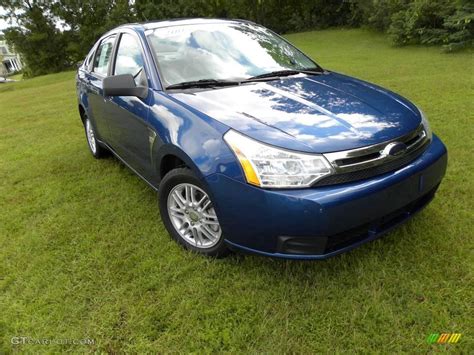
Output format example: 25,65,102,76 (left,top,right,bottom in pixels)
1,29,473,353
7,73,23,81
